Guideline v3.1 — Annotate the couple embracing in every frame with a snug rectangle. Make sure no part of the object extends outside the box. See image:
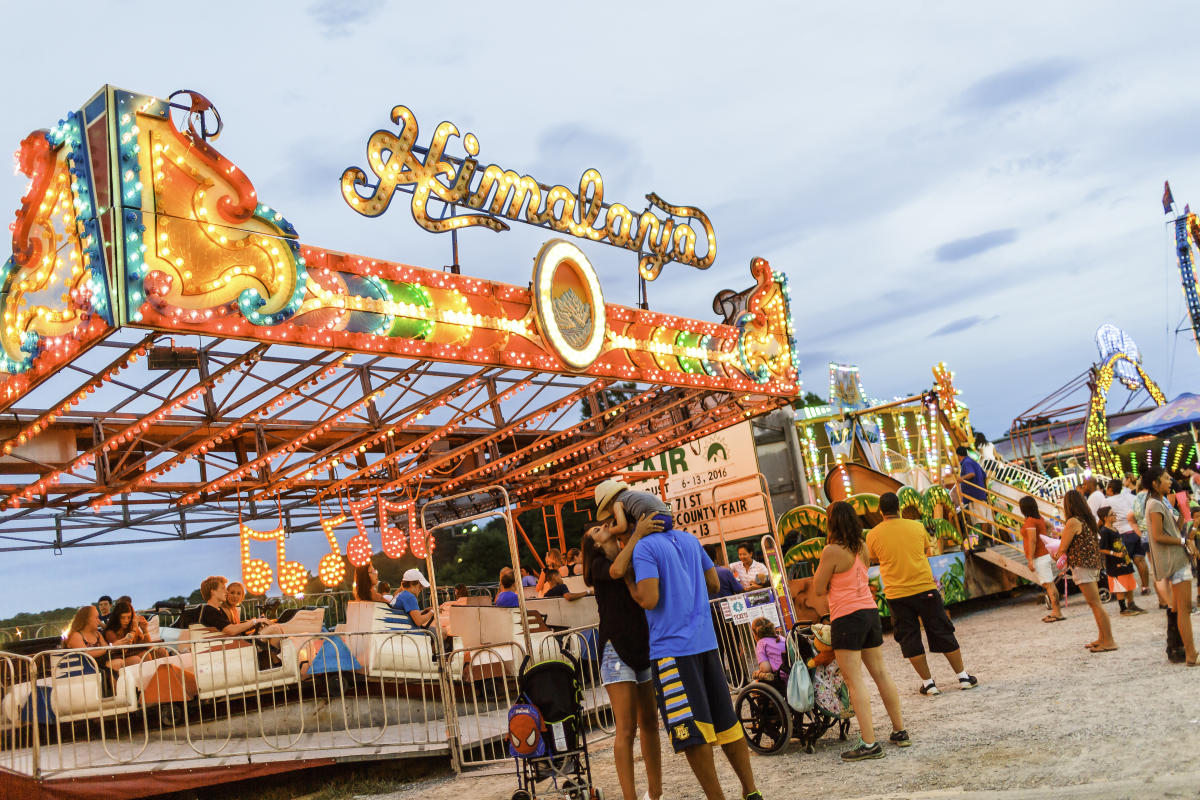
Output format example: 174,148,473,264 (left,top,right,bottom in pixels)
584,480,761,800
